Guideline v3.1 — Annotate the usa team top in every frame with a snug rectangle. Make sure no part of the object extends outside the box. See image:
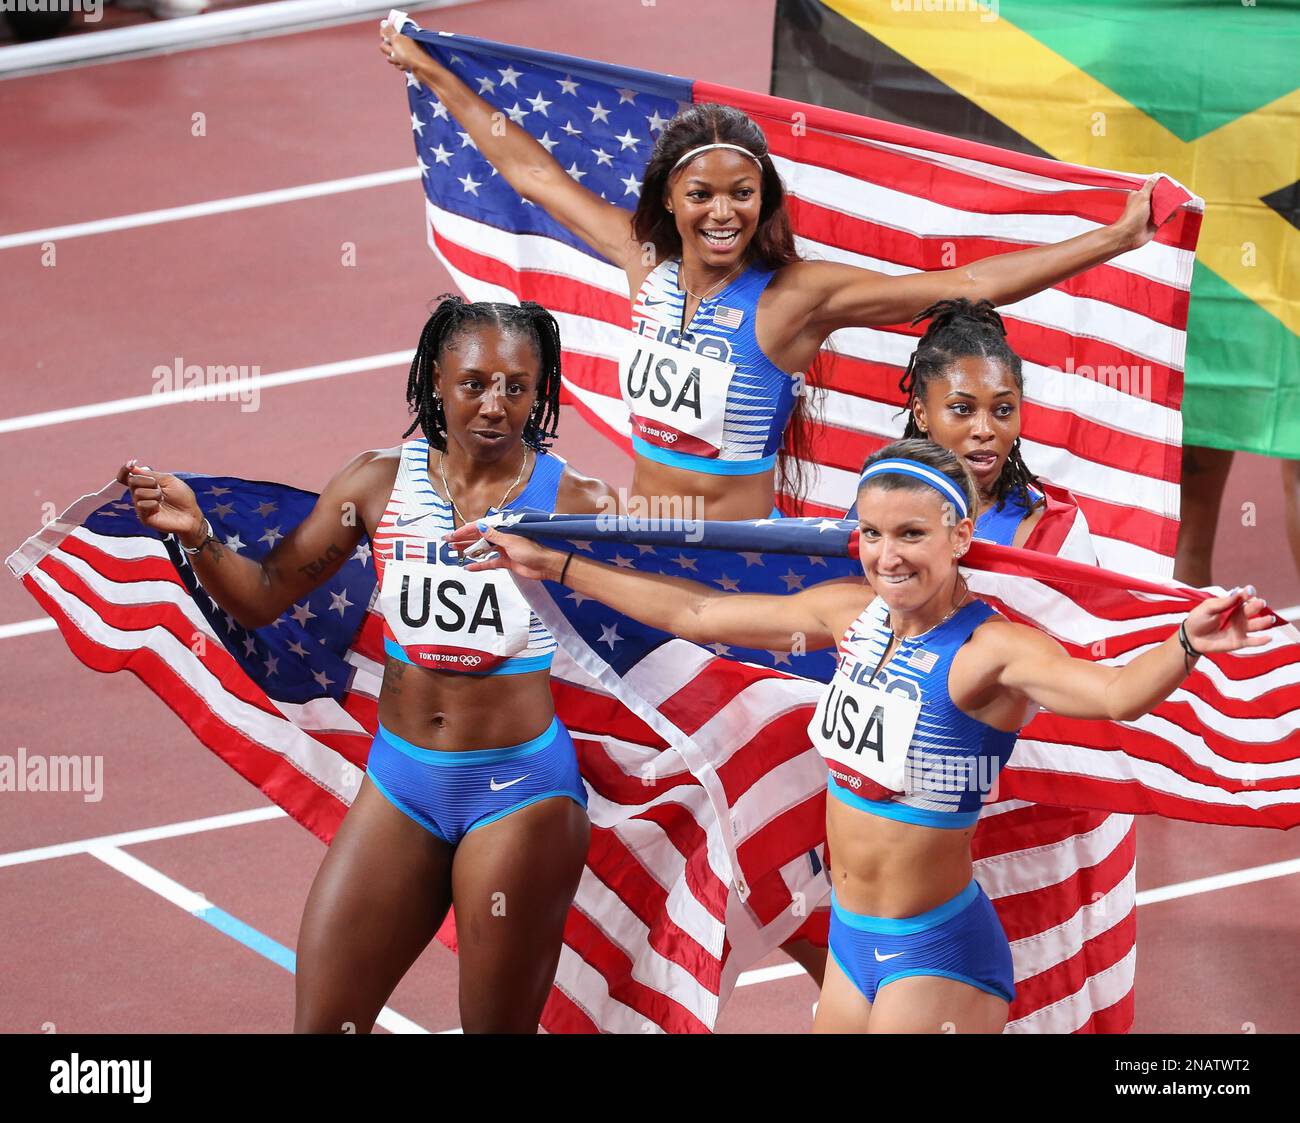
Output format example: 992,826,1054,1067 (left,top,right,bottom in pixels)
811,596,1020,829
973,486,1042,547
620,258,798,476
372,439,561,675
